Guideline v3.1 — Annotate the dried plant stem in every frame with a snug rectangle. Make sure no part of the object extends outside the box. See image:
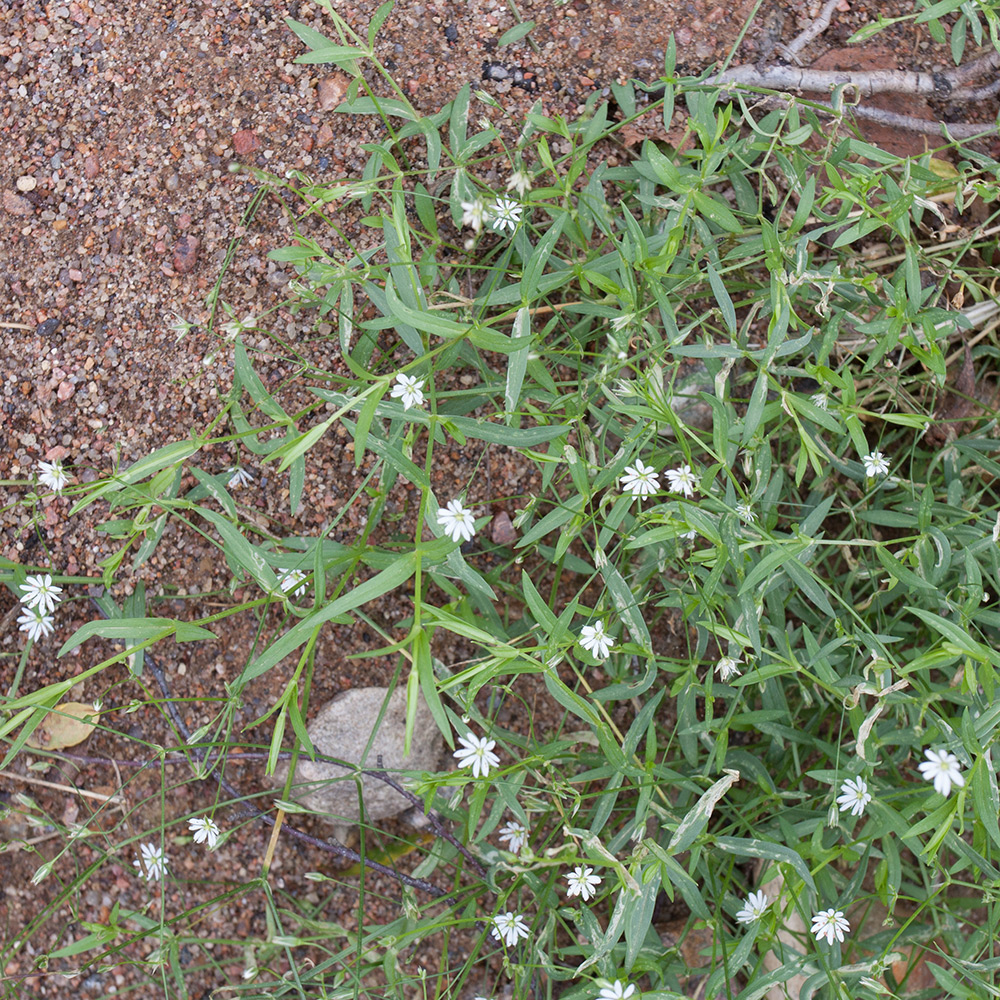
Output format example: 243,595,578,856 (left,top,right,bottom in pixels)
0,768,124,804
